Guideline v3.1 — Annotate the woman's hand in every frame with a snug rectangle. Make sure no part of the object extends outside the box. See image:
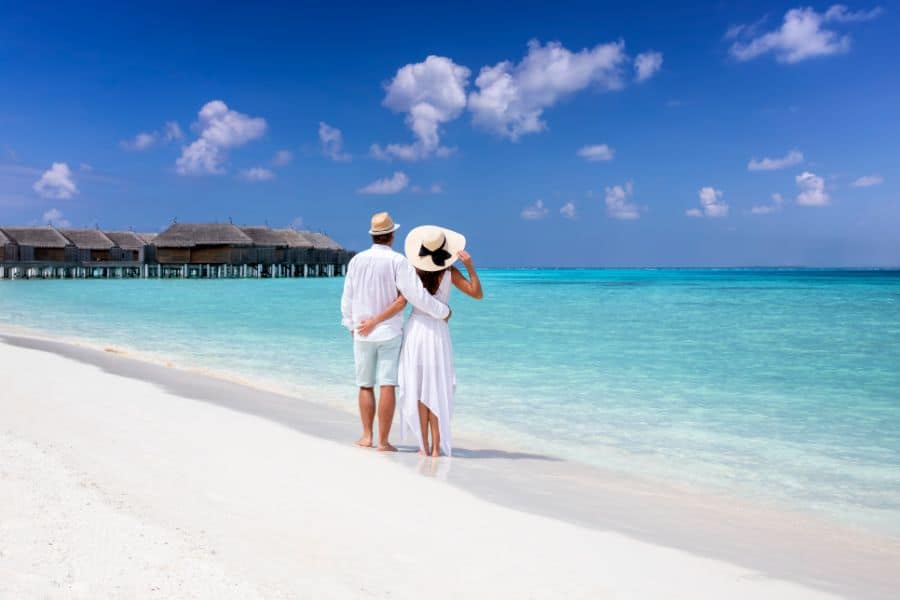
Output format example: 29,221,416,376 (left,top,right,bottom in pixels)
450,251,483,300
357,318,377,337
